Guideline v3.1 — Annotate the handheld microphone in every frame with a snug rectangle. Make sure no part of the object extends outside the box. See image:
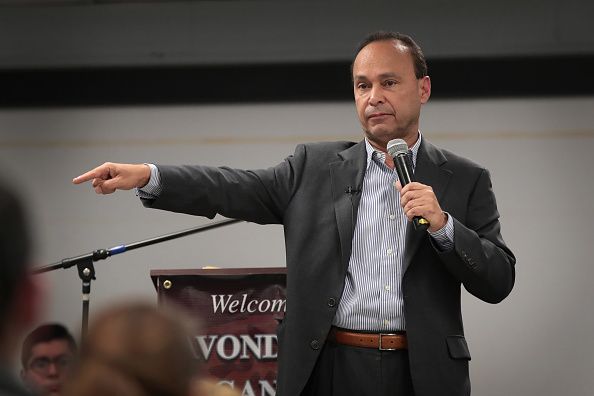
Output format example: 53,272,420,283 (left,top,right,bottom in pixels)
387,139,430,232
